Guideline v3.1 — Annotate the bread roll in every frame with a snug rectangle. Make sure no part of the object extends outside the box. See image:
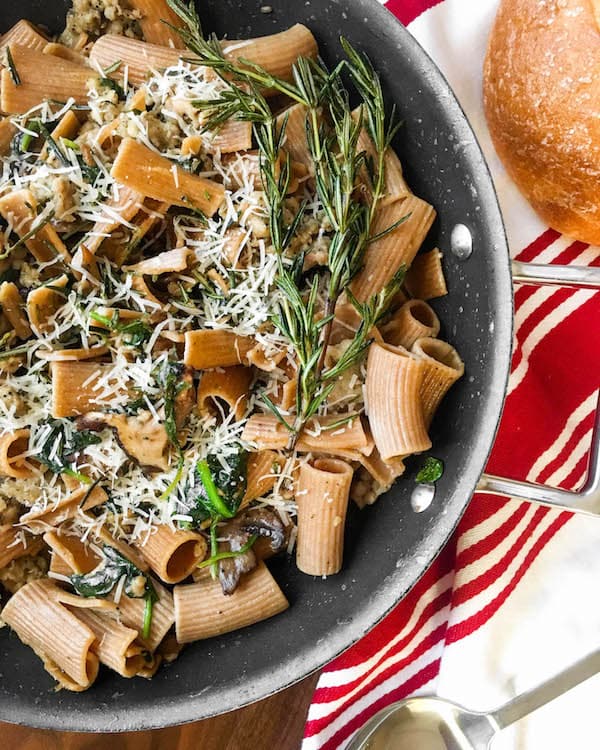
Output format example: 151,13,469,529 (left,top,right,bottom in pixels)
483,0,600,245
